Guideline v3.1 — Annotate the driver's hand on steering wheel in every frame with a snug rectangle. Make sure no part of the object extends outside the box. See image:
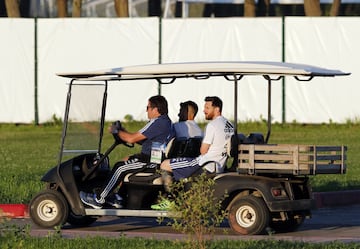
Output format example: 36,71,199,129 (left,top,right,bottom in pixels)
109,121,134,148
109,120,125,134
109,124,119,134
